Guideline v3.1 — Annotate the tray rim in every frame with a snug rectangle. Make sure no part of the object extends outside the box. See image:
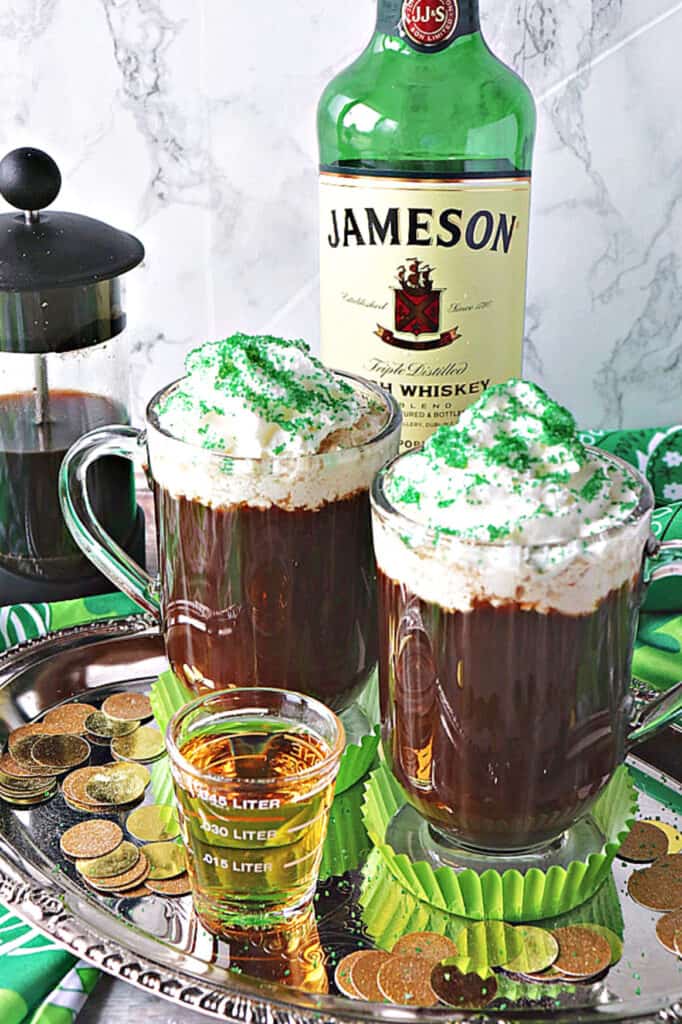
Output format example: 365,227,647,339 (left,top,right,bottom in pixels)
0,616,680,1024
